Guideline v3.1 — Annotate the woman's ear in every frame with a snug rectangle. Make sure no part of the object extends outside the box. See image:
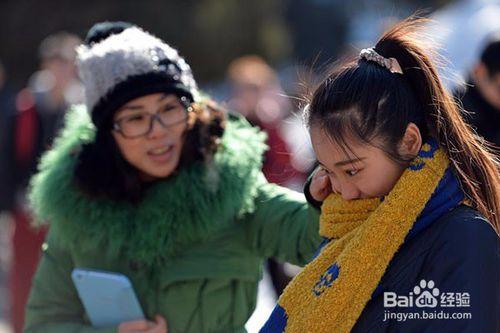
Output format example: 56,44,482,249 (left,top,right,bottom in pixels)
398,122,422,159
472,62,488,84
186,104,199,130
